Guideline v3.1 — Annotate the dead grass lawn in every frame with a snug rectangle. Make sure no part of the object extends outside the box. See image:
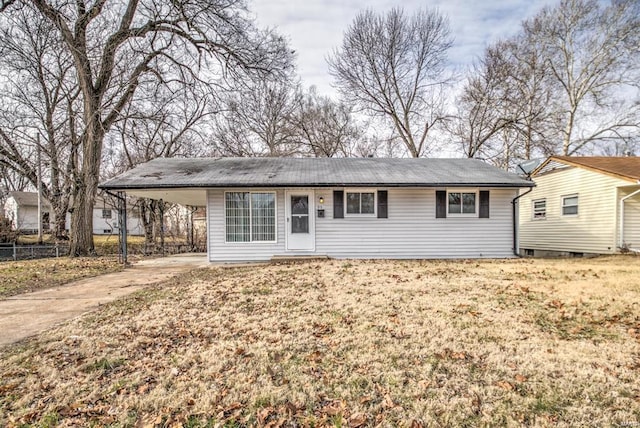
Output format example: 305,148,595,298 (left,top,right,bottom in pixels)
0,257,123,298
1,256,639,427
